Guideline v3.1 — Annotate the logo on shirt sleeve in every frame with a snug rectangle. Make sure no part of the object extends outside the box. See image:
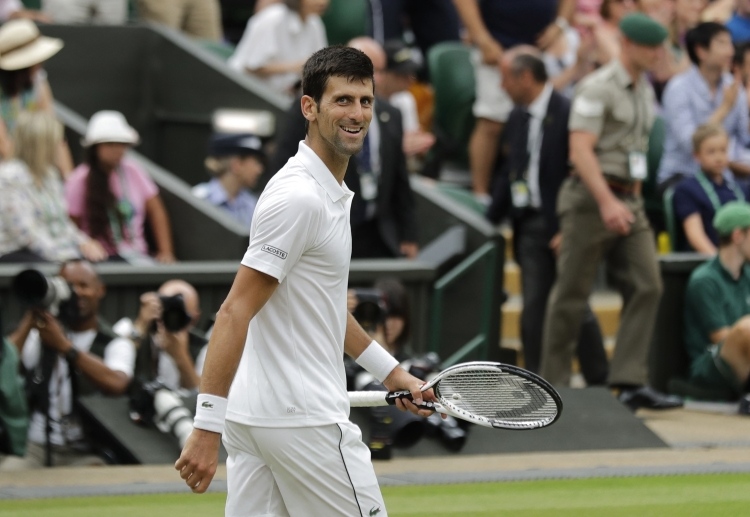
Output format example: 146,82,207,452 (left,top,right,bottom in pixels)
261,244,288,260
